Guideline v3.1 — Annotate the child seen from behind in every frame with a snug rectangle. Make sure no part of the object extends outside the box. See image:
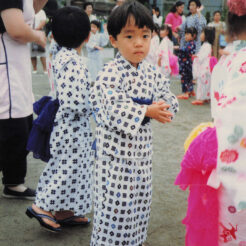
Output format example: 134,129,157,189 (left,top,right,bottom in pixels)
192,26,216,105
26,7,94,232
